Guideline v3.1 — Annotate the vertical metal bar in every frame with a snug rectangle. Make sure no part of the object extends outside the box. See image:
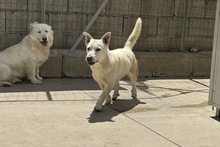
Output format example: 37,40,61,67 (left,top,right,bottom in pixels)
216,108,220,117
40,0,45,23
209,0,220,106
71,0,109,51
180,0,189,51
